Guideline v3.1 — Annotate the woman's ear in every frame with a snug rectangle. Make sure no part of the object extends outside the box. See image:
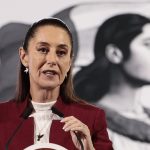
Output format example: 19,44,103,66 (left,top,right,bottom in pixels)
19,47,29,67
105,44,123,64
